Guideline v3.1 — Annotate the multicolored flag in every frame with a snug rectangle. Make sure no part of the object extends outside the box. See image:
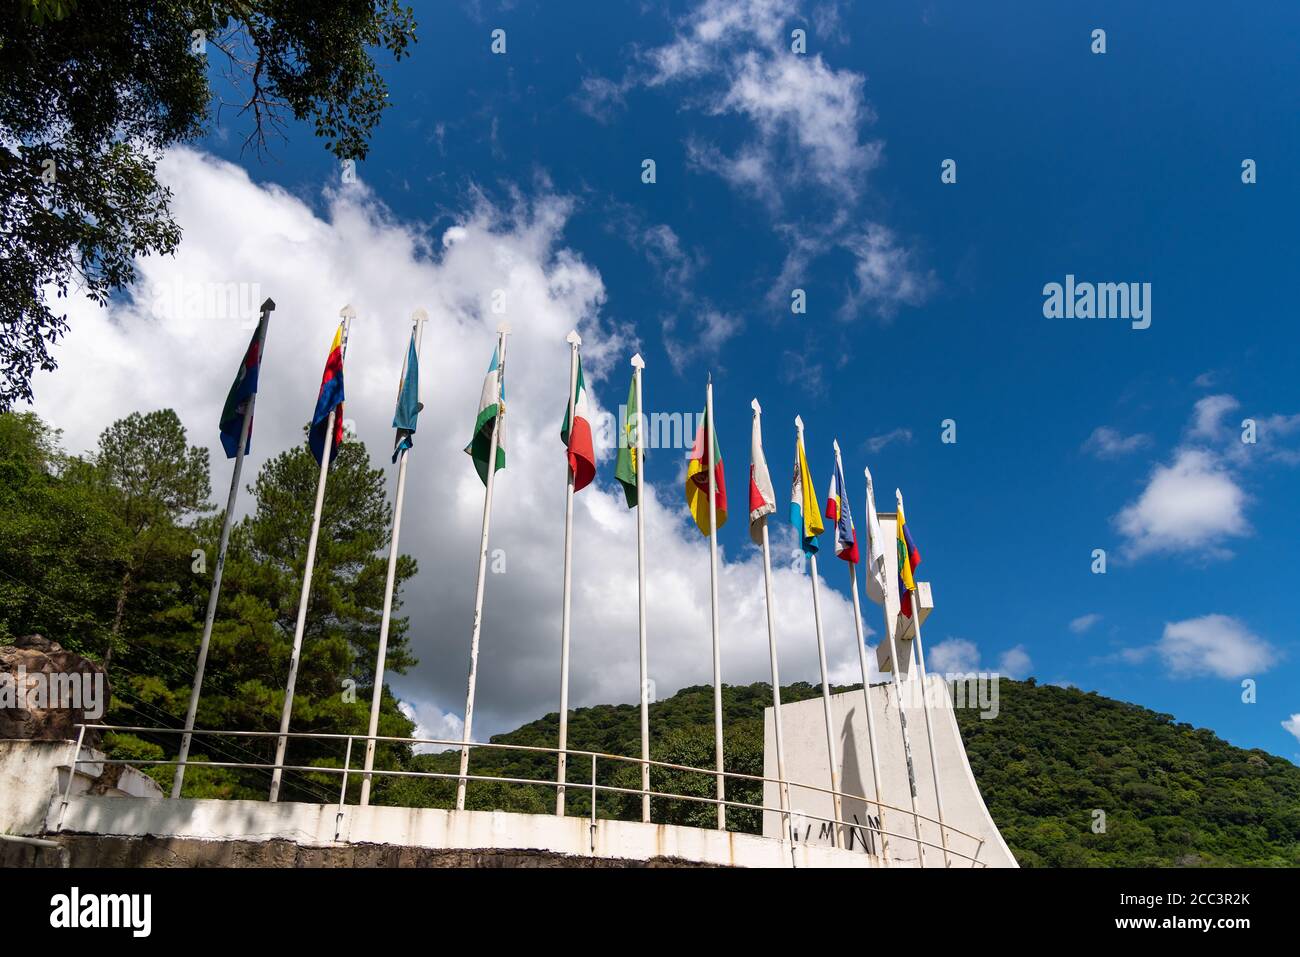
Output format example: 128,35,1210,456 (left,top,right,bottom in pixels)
308,323,346,467
789,432,823,555
219,315,267,459
685,407,727,535
391,330,422,463
862,467,890,607
614,372,639,508
825,450,860,563
748,408,776,545
896,495,922,617
465,345,506,486
561,353,596,493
